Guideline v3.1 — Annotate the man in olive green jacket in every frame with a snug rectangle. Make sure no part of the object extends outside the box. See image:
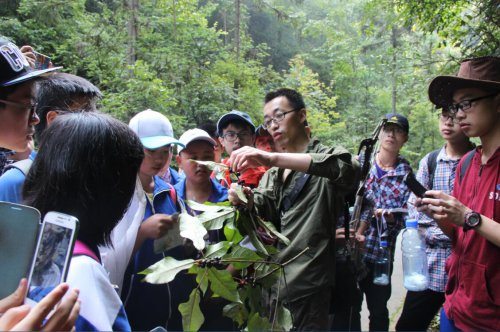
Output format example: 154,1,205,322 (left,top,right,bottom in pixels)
228,88,359,330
